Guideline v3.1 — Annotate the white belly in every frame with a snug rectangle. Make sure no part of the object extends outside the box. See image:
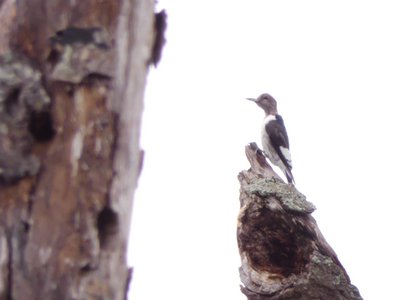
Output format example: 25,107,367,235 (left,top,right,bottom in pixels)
261,129,281,166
